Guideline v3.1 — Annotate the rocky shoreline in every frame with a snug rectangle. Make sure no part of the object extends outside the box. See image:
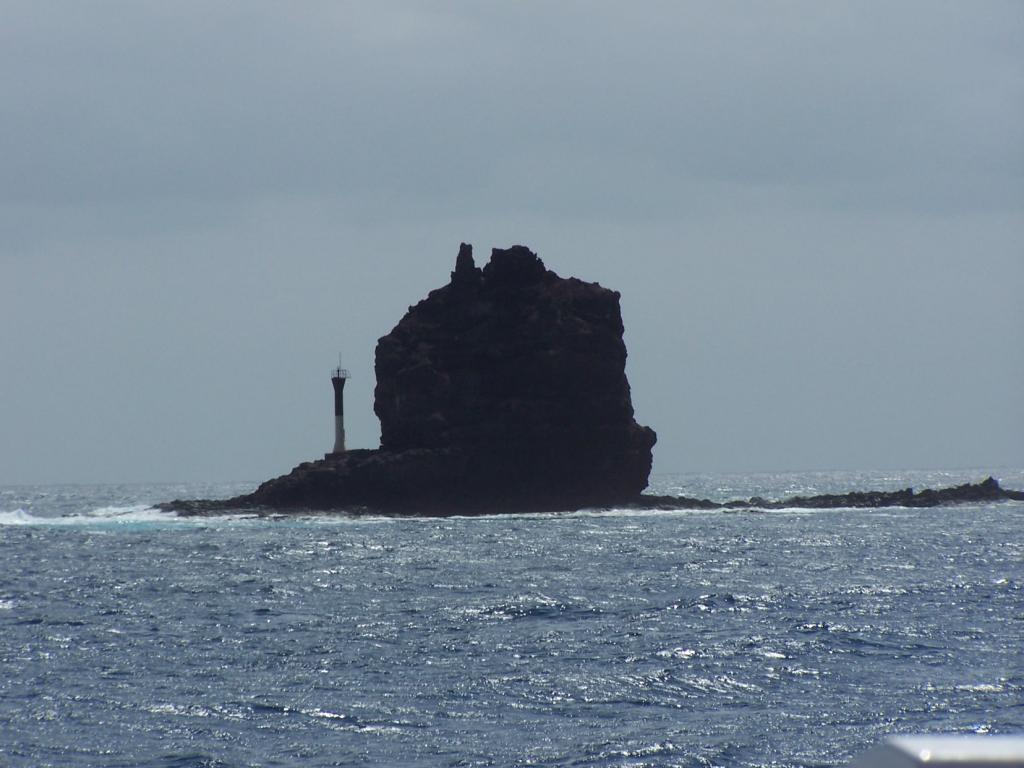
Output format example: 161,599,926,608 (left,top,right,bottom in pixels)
635,476,1024,512
160,476,1023,517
